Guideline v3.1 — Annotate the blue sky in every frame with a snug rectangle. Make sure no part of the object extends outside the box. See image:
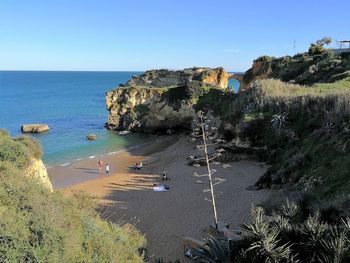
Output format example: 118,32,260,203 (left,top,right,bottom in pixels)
0,0,349,71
